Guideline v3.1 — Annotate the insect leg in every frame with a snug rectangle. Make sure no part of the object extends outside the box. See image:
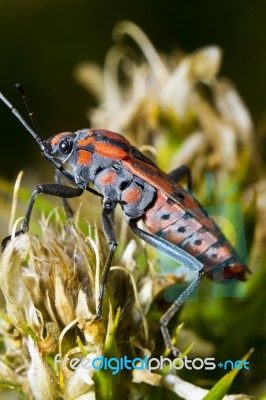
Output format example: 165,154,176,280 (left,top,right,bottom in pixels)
128,220,204,356
1,184,83,251
54,170,75,218
168,164,193,191
160,271,204,356
96,199,118,319
54,170,103,218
